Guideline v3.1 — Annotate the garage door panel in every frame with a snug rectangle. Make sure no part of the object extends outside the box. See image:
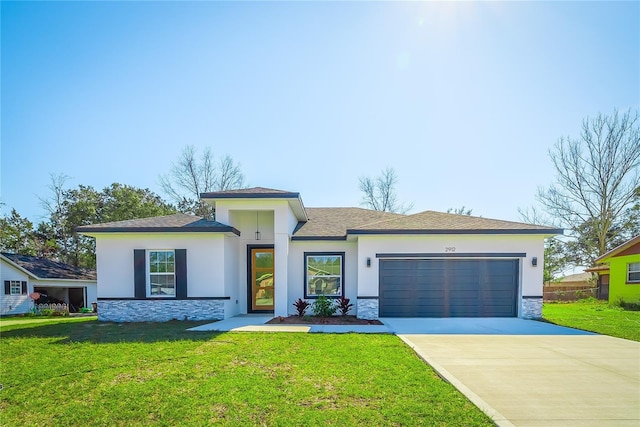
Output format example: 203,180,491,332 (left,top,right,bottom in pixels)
379,259,518,317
